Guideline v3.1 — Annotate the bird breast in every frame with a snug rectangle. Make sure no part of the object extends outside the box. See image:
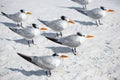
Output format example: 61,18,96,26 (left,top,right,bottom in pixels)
22,28,39,40
74,0,92,5
32,56,61,70
50,20,68,32
59,35,81,47
9,12,27,23
19,13,28,21
33,29,40,36
88,8,107,20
